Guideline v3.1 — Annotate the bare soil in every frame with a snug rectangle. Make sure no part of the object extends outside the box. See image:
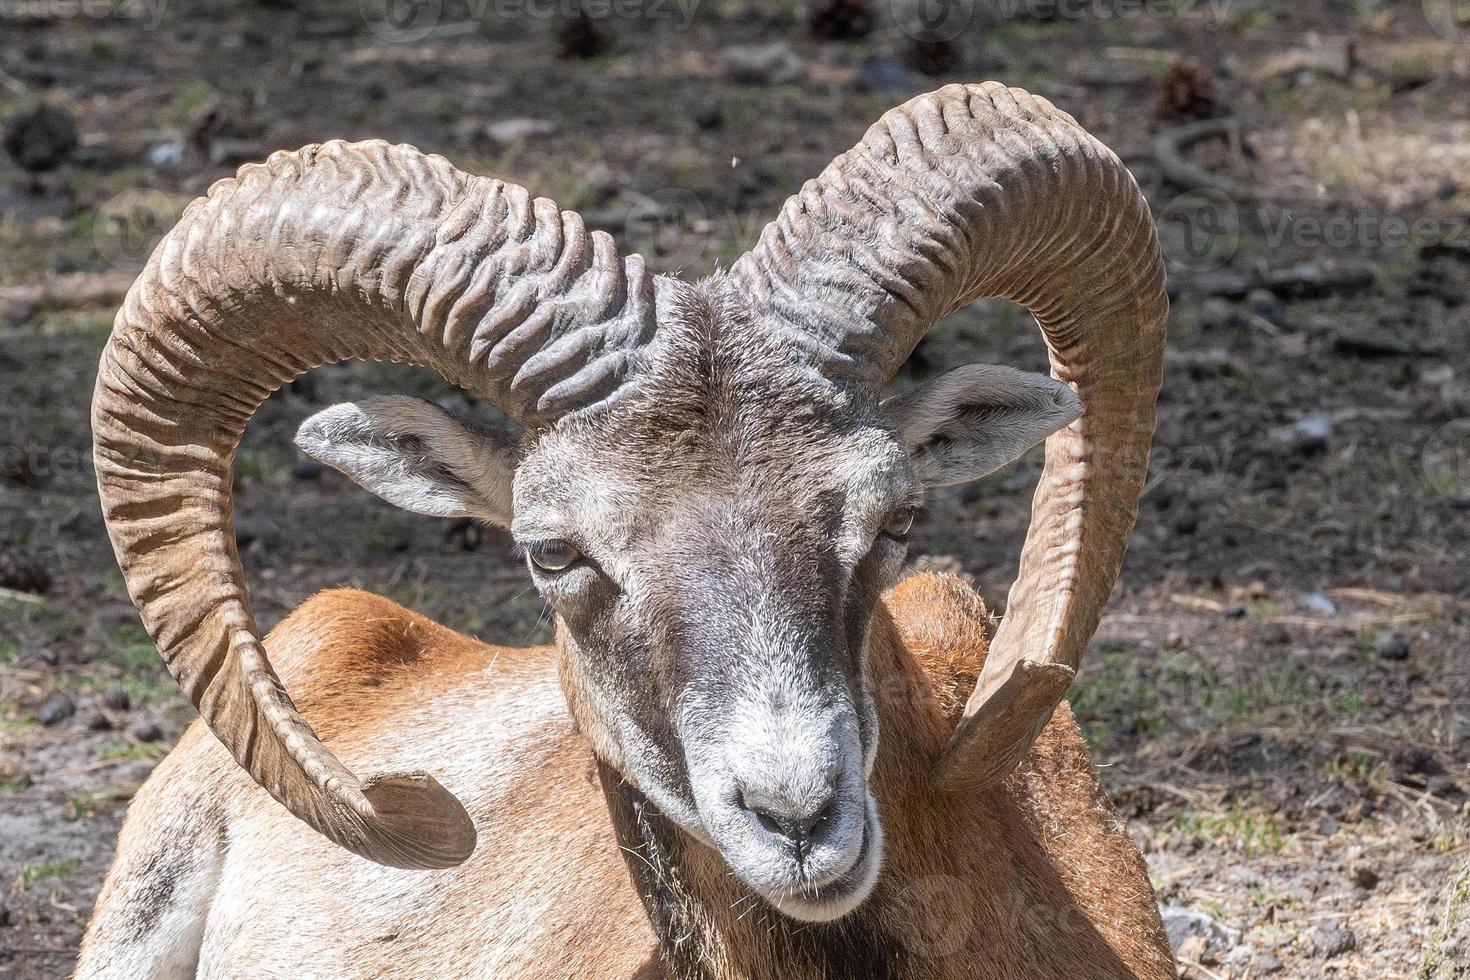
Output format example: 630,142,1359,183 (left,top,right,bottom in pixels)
1,1,1467,977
